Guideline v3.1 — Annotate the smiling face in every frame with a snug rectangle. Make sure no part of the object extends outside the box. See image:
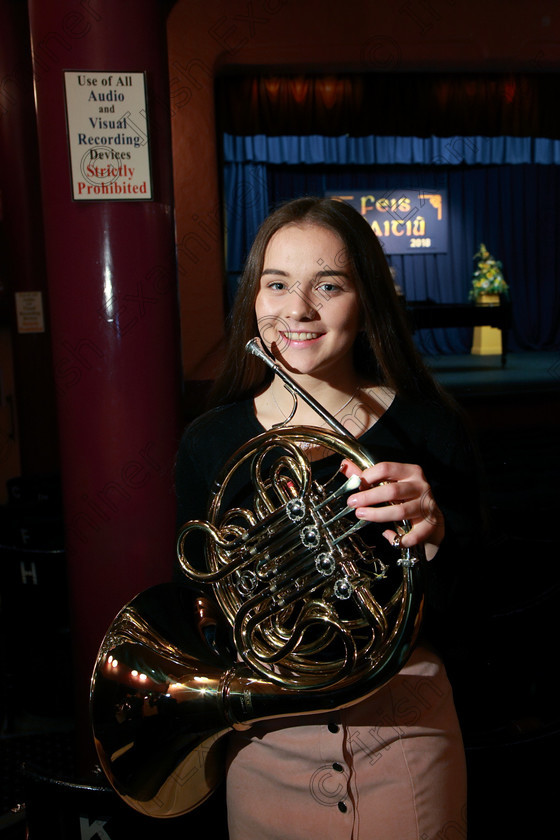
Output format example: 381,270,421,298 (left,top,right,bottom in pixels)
254,223,362,384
